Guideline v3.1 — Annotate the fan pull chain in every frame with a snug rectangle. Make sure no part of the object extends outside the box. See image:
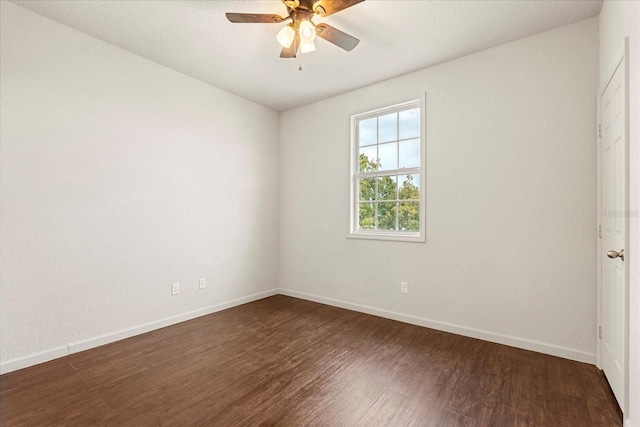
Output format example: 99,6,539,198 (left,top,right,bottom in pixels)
299,54,303,71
